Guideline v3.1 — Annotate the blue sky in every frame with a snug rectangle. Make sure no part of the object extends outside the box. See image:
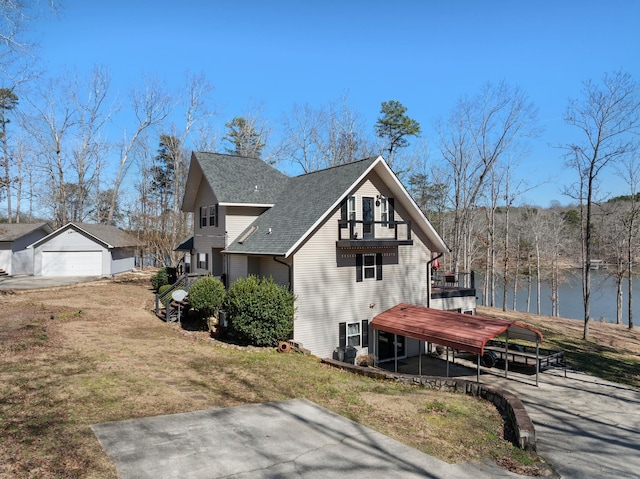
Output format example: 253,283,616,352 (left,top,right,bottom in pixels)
27,0,640,207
